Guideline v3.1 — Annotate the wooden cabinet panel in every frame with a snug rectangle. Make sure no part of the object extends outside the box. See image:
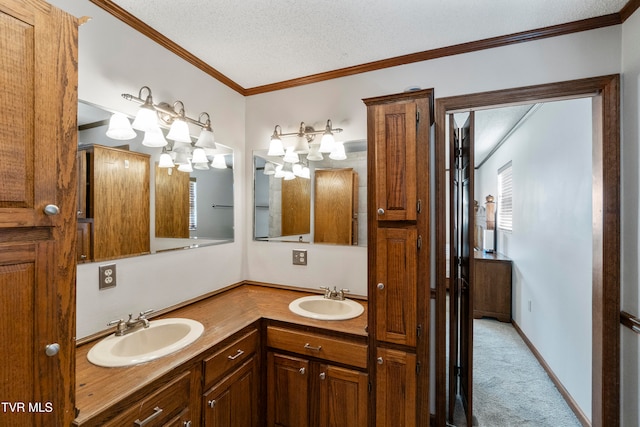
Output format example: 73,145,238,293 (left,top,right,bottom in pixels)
267,326,368,369
203,357,259,427
281,177,310,236
473,252,512,322
314,168,358,245
102,371,192,427
0,1,78,426
155,164,190,238
371,102,417,222
375,227,418,346
77,221,92,263
267,353,310,427
376,348,416,427
318,364,368,427
204,328,259,389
